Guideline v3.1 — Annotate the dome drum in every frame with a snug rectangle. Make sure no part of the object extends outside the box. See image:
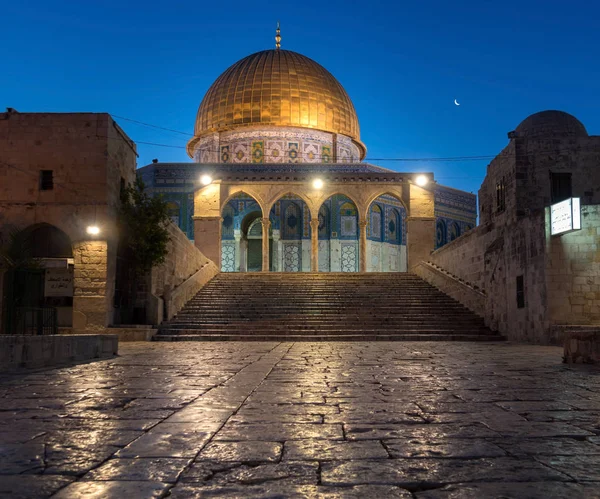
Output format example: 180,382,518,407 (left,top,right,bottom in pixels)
192,126,362,164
